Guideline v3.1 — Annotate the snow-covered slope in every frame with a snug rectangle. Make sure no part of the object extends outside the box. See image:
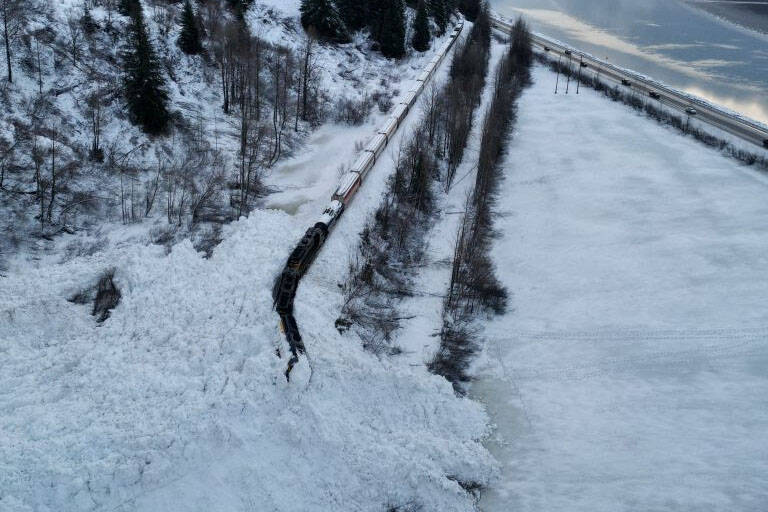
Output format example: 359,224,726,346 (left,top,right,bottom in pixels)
474,64,768,511
1,6,497,511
